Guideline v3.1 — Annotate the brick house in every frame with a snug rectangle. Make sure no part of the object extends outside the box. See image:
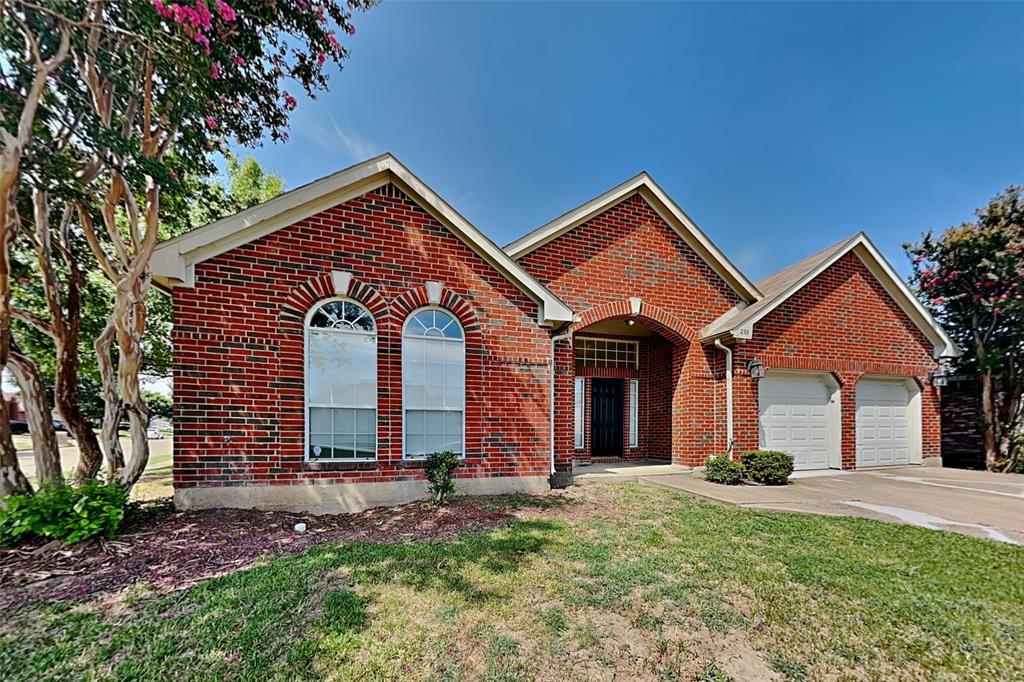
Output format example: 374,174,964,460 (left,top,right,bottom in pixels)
153,155,956,513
